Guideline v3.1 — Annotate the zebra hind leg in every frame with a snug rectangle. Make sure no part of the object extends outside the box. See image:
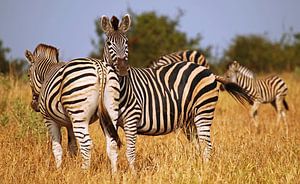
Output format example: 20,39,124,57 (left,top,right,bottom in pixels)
71,121,93,169
194,107,216,163
275,96,289,135
45,120,63,168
